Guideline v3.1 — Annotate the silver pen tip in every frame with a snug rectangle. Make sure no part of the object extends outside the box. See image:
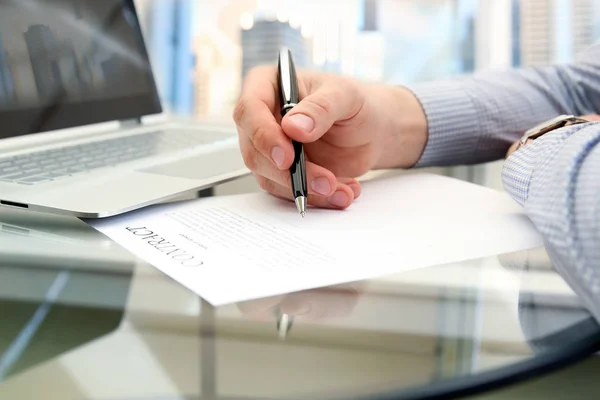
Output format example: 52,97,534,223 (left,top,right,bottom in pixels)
300,212,305,218
295,196,307,217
